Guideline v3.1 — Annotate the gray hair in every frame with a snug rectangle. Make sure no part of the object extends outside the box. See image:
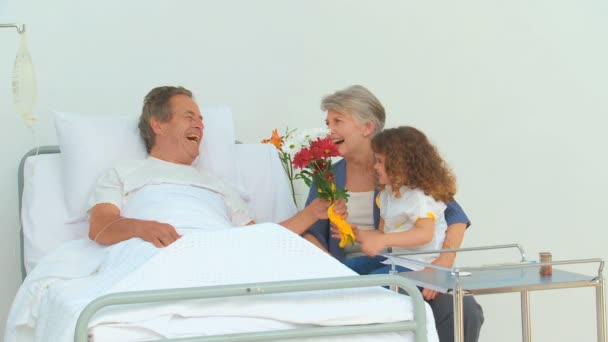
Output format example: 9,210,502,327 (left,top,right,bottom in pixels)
138,86,193,153
321,85,385,136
